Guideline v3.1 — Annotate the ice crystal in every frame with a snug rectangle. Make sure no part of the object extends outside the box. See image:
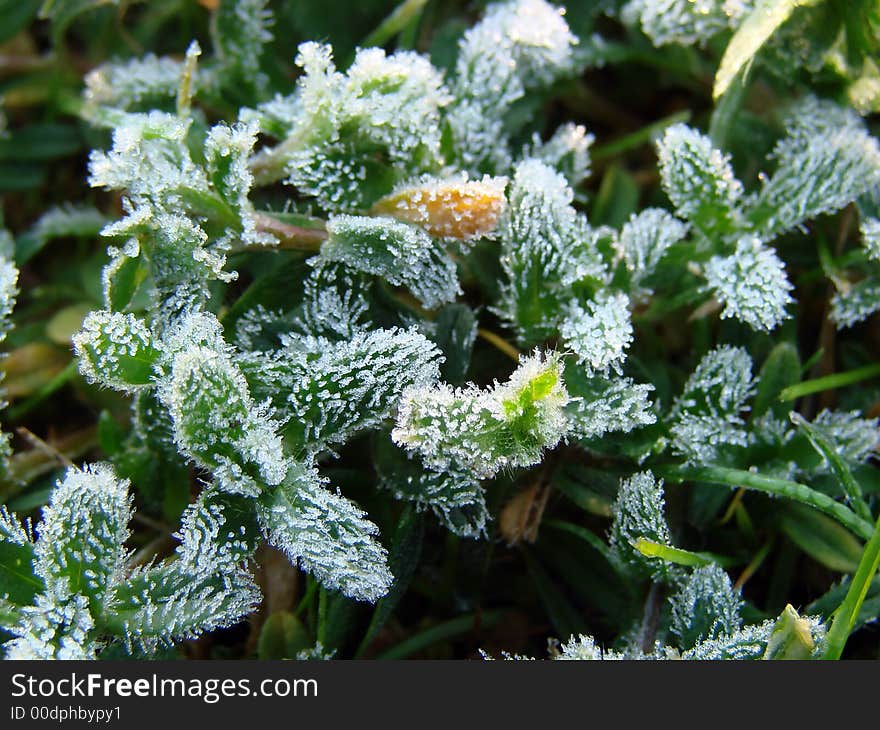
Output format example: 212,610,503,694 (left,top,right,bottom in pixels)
669,346,755,464
622,0,752,47
497,159,605,344
609,470,671,578
393,351,570,479
703,235,794,331
279,43,450,211
830,279,880,329
73,311,163,392
258,463,392,602
523,123,594,188
657,123,743,238
321,214,460,309
447,0,577,173
560,292,633,375
670,564,743,649
372,174,508,241
617,208,689,289
751,98,880,238
564,373,657,441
